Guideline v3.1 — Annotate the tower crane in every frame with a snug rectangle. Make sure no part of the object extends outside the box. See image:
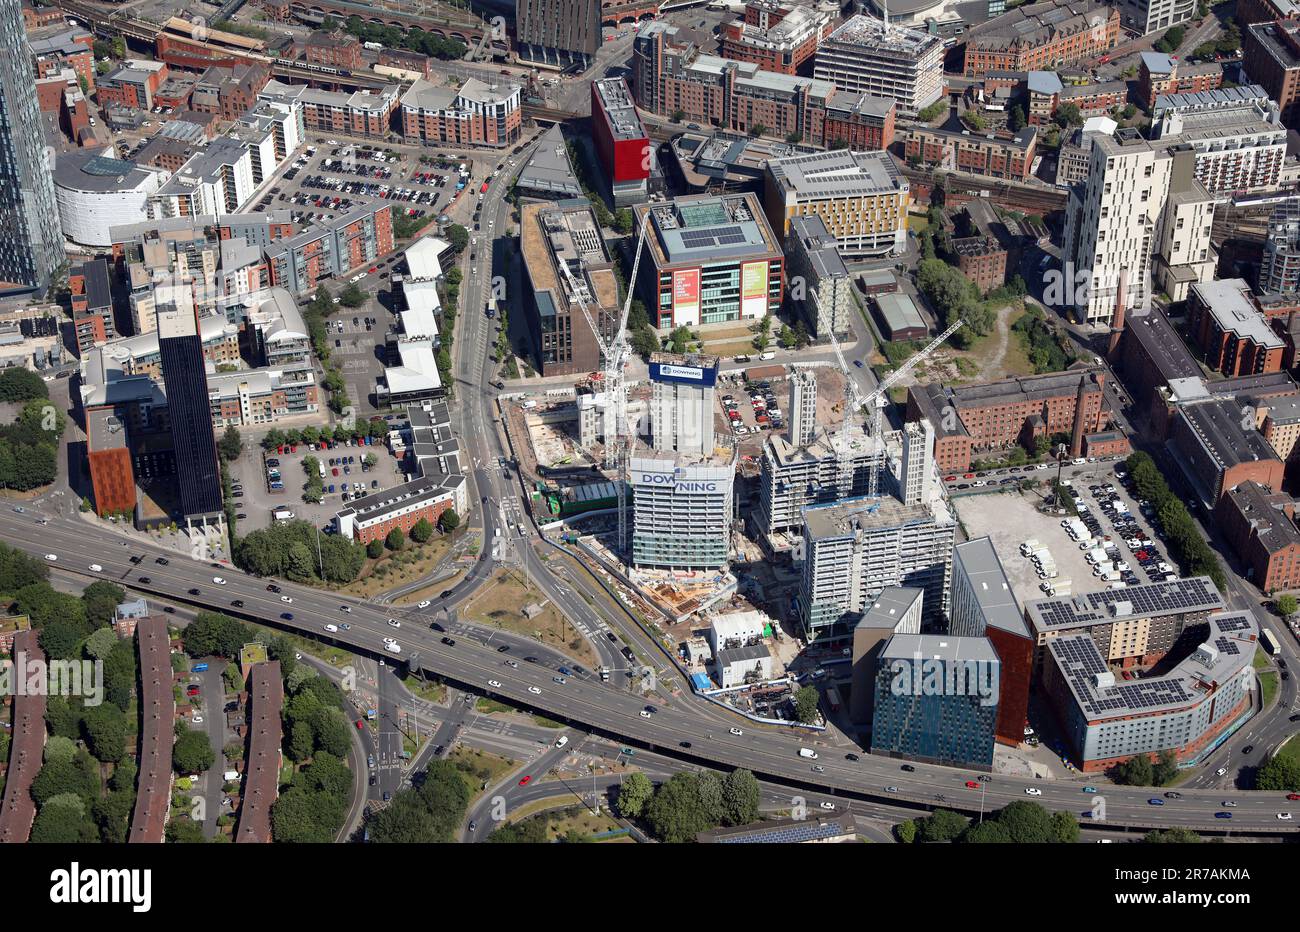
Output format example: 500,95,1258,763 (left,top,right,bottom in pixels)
807,288,961,498
555,209,653,557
